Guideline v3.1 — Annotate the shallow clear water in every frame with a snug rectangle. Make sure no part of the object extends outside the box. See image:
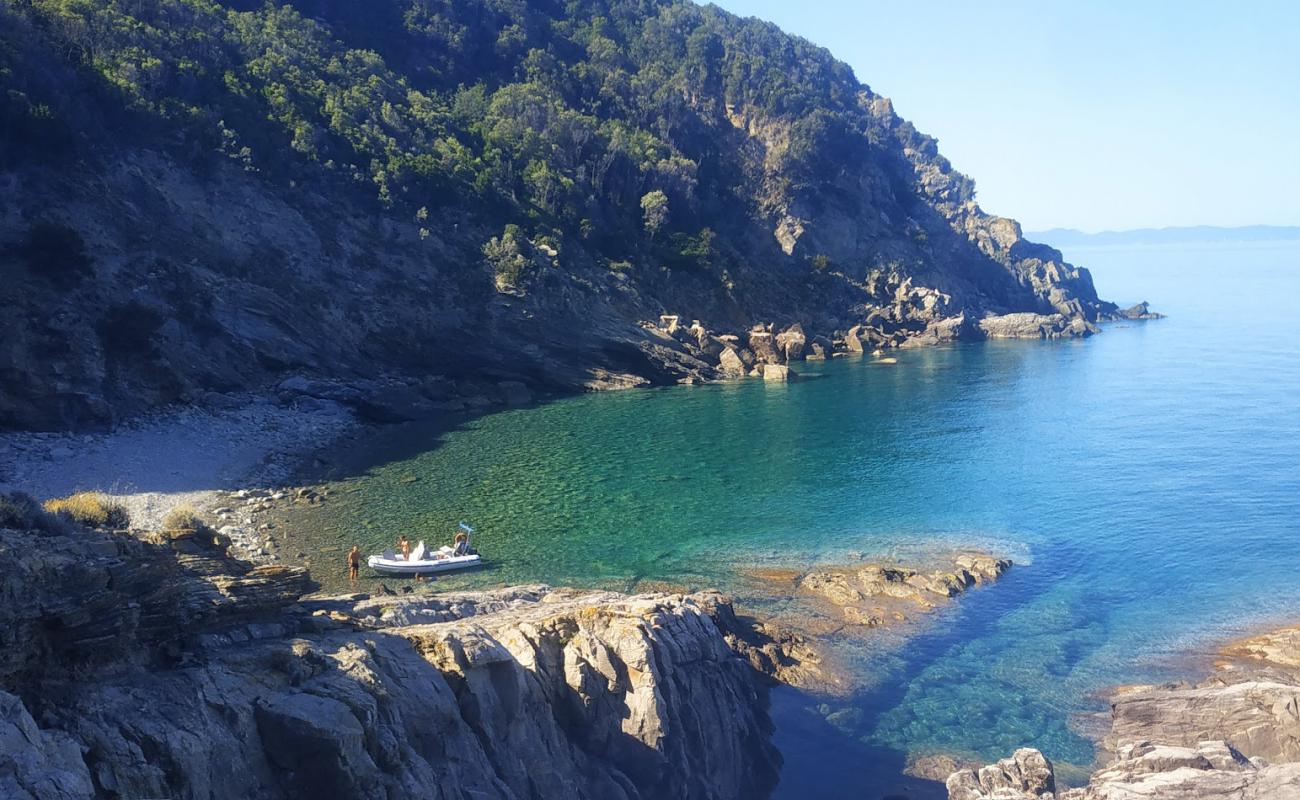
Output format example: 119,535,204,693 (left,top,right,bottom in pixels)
290,242,1300,794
